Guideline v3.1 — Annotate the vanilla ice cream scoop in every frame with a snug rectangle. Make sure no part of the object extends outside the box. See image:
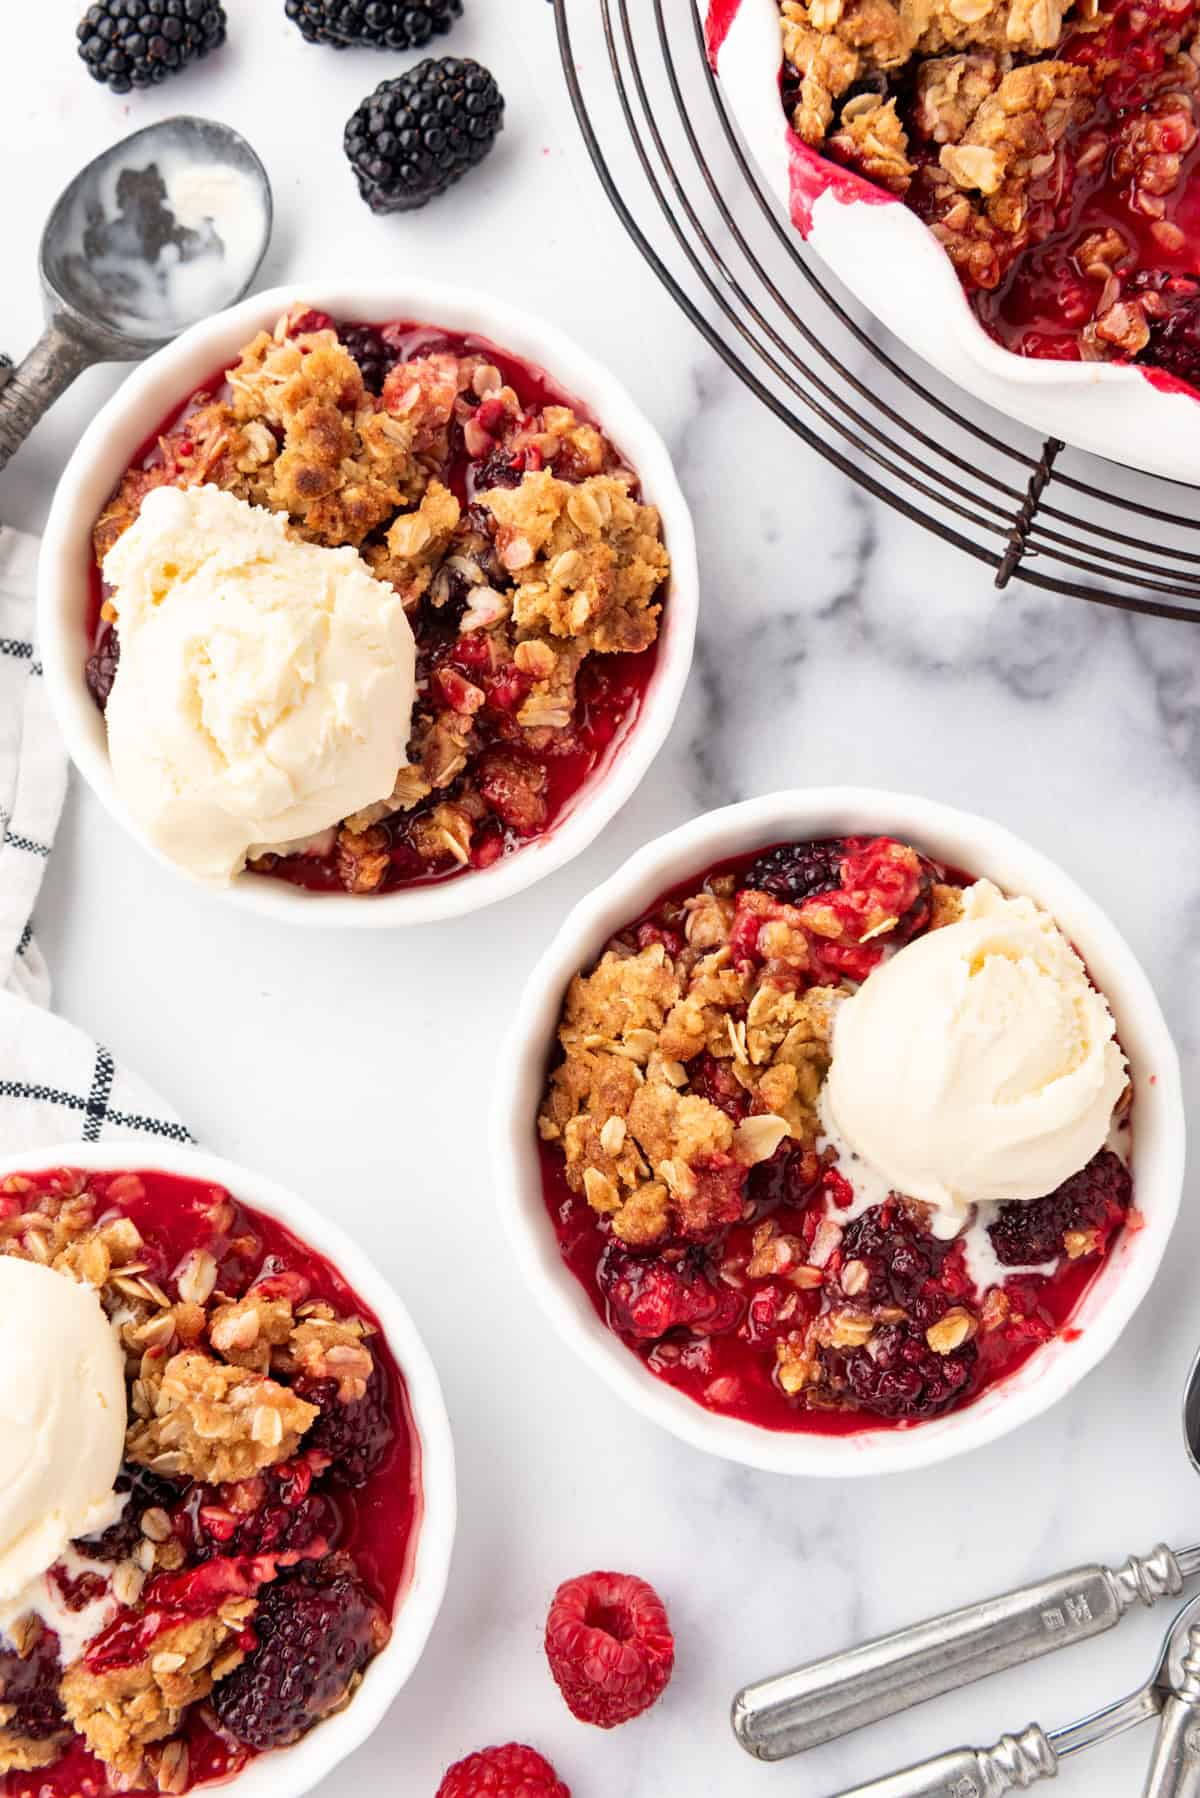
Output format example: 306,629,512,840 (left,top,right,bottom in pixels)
102,484,417,885
821,879,1128,1216
0,1258,126,1602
